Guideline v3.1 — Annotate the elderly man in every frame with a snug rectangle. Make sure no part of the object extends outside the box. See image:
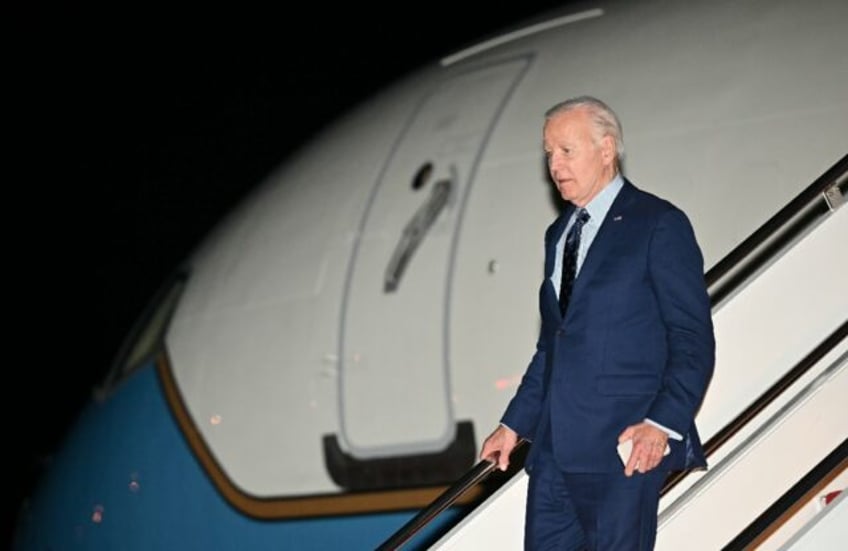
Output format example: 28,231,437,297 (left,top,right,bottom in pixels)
480,96,715,550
